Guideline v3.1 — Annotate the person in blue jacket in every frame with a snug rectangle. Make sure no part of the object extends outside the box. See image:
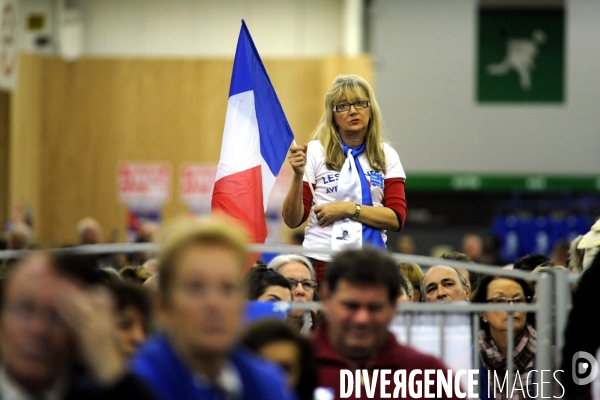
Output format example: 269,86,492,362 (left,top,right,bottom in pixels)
131,217,296,400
